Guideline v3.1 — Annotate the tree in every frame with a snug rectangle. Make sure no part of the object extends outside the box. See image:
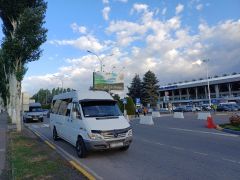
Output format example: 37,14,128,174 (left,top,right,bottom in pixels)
127,74,142,104
125,97,135,115
0,0,47,131
141,70,159,107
